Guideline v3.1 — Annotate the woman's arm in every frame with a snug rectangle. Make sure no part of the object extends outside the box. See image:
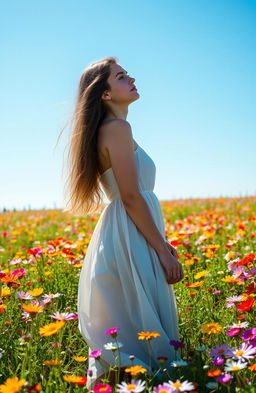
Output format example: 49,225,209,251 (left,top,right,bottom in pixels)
122,194,168,255
101,118,168,255
101,119,183,283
